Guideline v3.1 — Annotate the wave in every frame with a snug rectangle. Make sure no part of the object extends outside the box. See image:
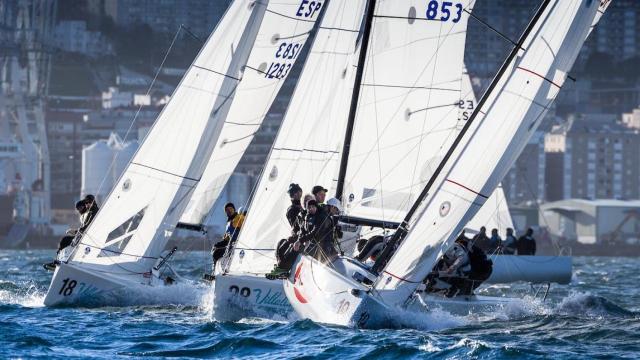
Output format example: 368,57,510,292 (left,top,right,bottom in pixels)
554,292,636,318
